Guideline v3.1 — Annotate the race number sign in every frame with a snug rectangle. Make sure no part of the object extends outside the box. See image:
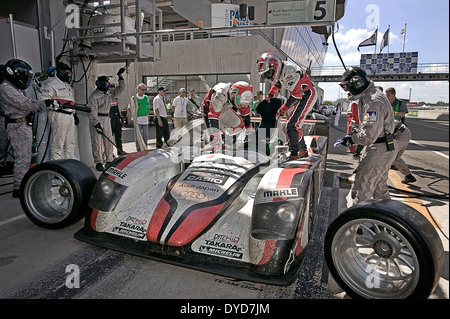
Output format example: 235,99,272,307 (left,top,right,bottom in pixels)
267,0,336,25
